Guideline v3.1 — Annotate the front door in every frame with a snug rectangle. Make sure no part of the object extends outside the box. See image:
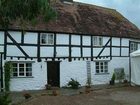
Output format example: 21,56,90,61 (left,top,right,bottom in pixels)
47,61,60,87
